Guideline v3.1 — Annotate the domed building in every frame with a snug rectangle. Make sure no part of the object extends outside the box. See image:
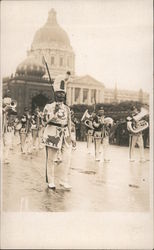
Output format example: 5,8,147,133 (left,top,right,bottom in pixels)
27,8,75,78
3,9,105,114
16,56,46,77
3,9,149,115
3,54,54,114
